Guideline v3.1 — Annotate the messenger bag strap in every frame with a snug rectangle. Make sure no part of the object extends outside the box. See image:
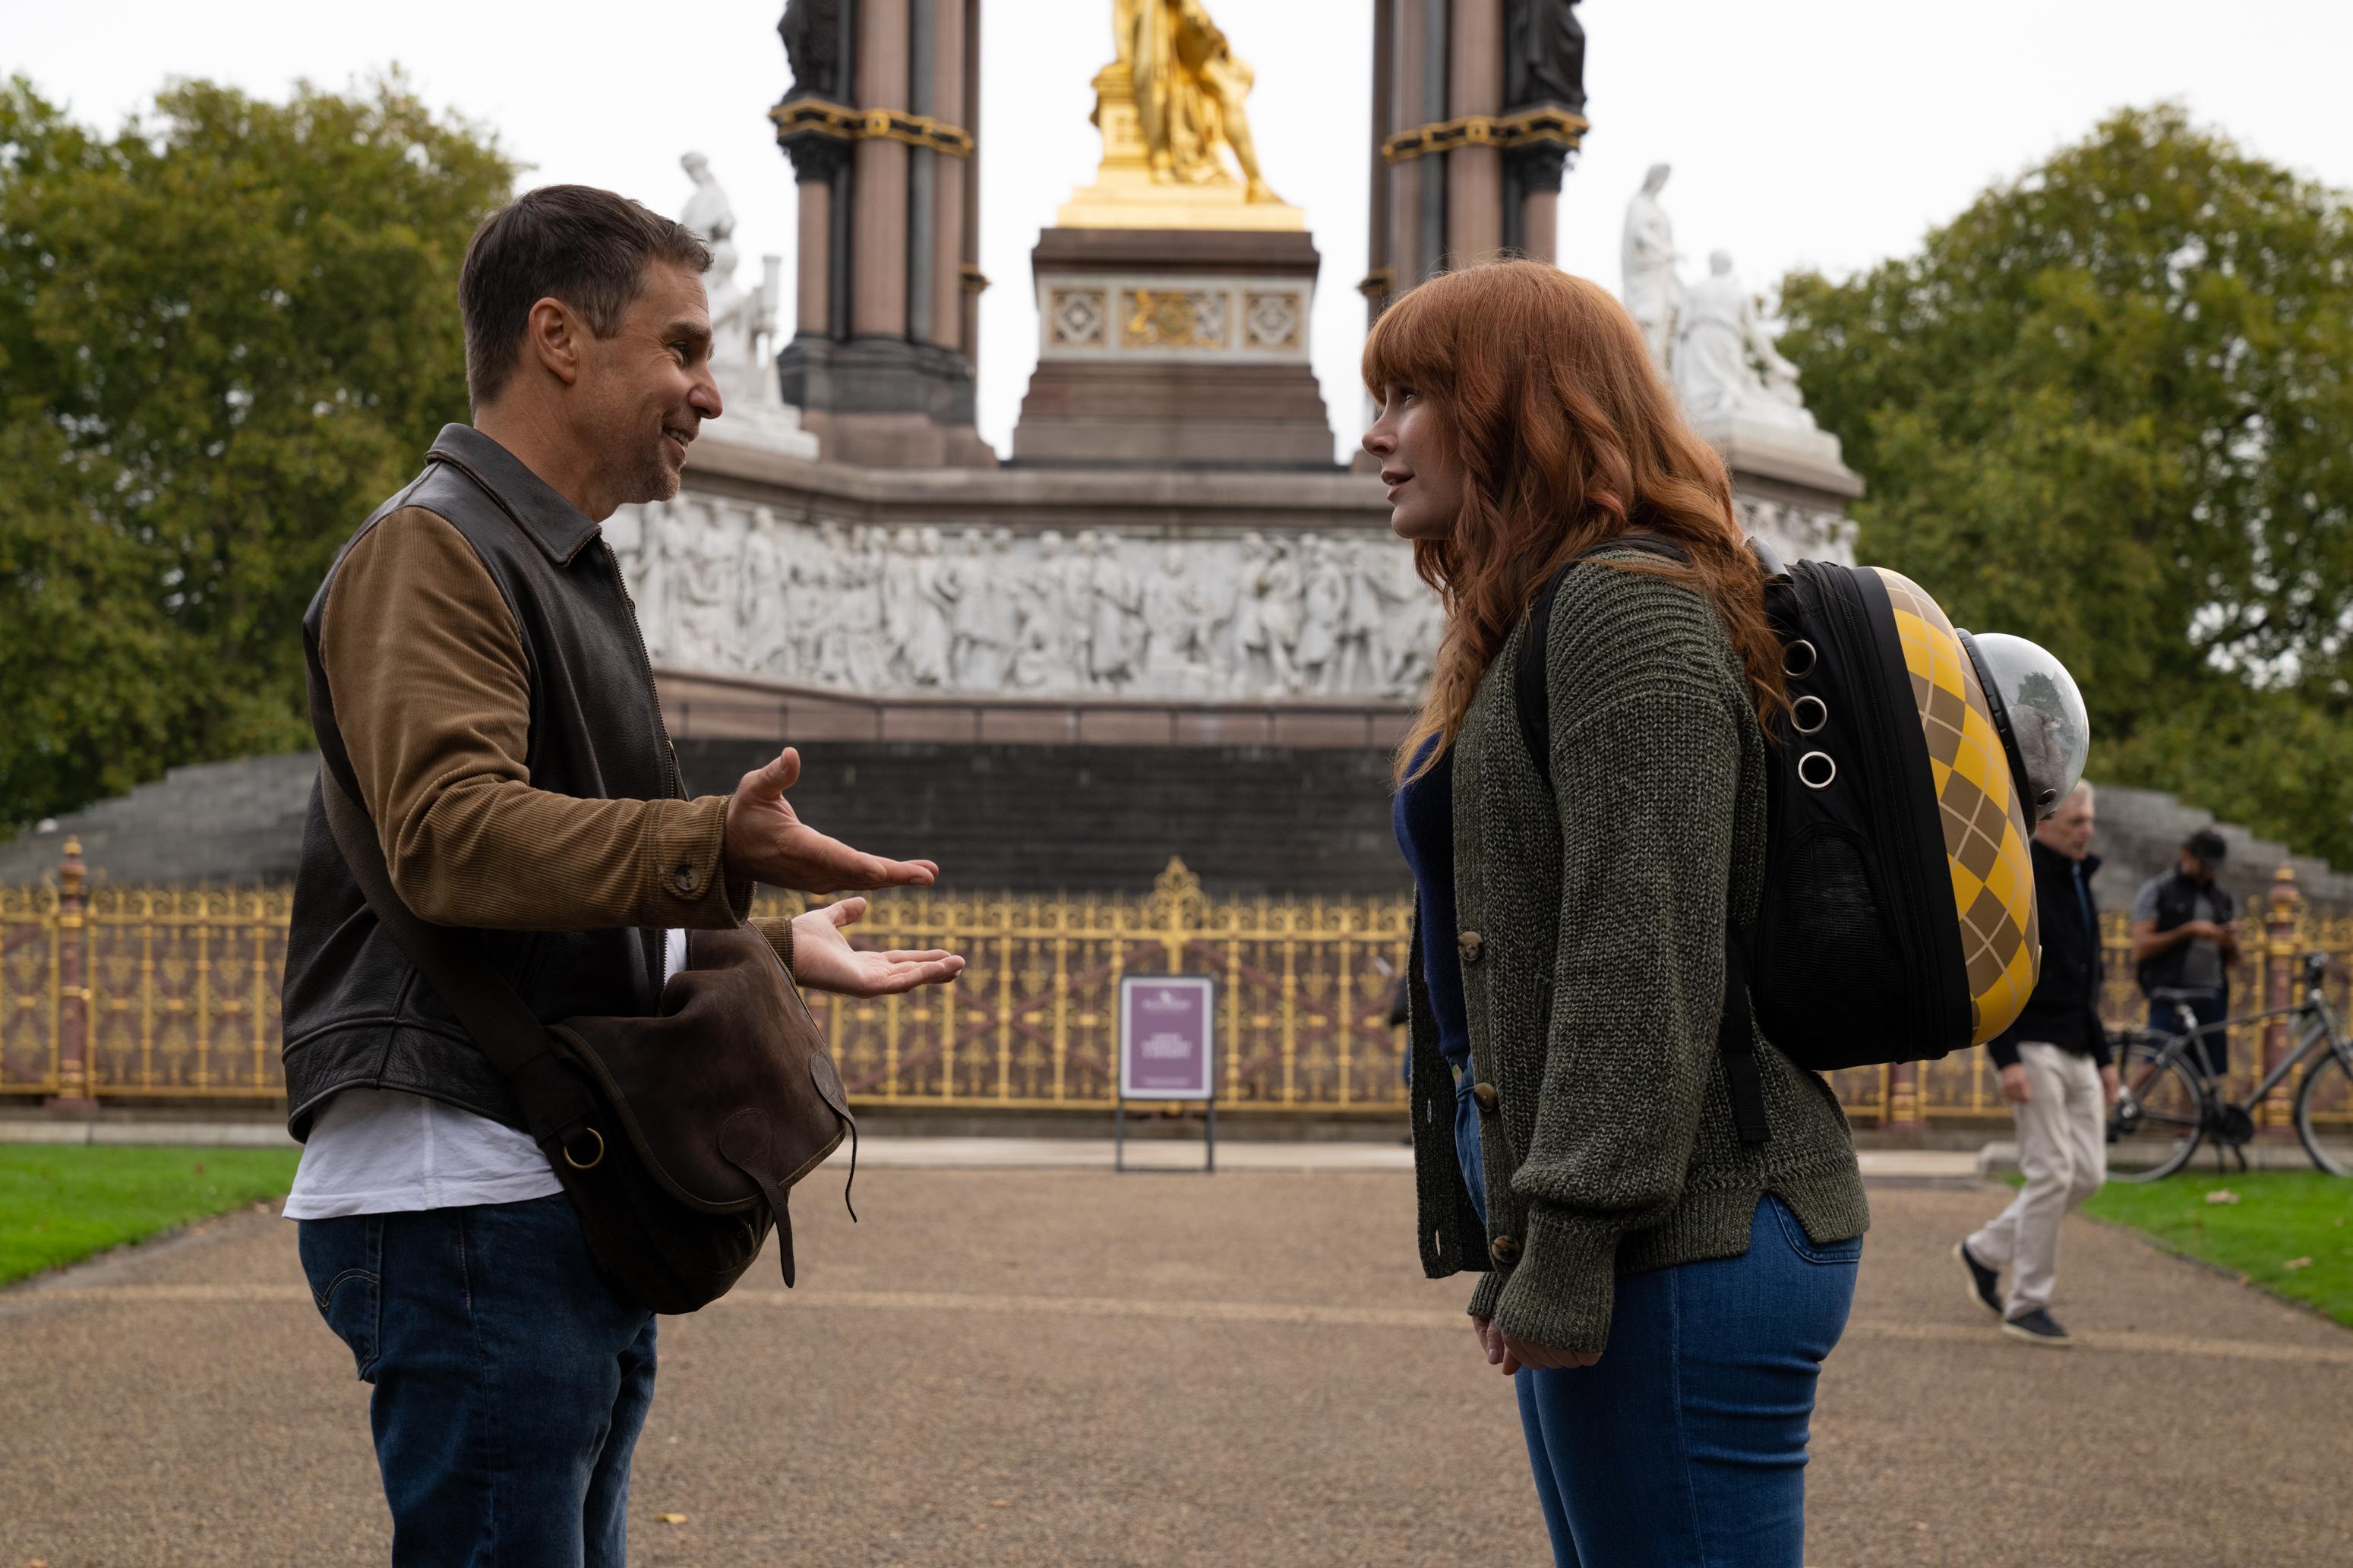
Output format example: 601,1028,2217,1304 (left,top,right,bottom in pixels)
1511,531,1773,1147
305,637,602,1146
